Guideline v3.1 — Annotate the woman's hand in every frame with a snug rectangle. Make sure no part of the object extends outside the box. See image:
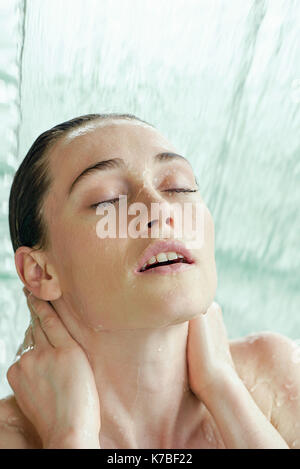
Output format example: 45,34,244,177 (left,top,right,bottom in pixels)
187,301,236,401
187,302,289,448
7,289,101,449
